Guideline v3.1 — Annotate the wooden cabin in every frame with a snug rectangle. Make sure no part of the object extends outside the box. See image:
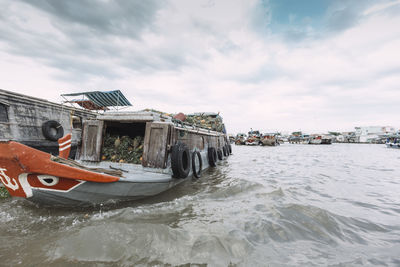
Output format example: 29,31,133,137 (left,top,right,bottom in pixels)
0,89,95,157
77,111,229,173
